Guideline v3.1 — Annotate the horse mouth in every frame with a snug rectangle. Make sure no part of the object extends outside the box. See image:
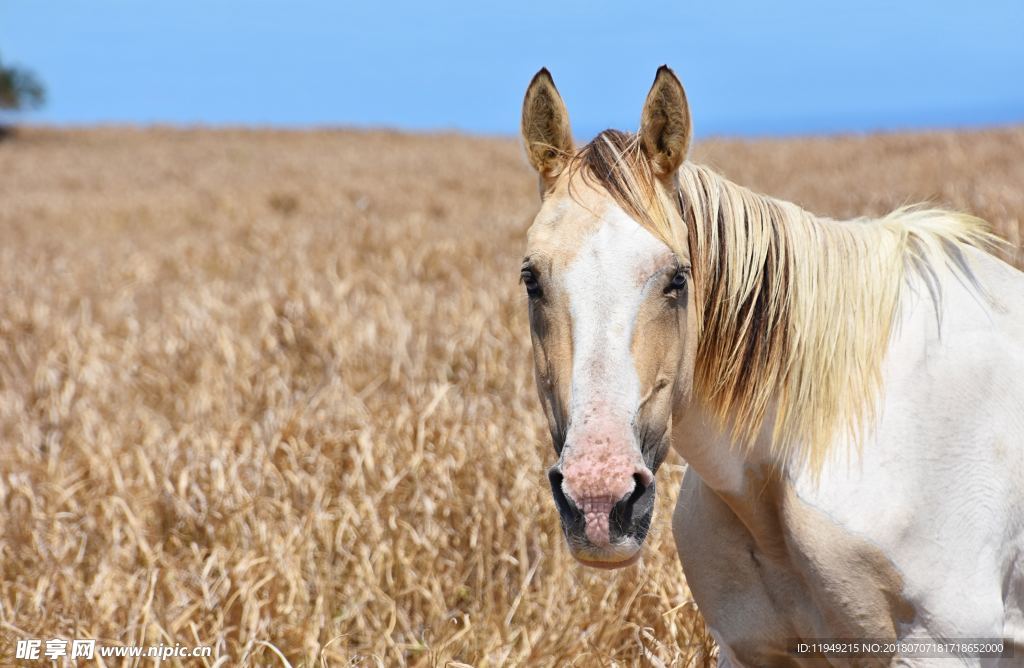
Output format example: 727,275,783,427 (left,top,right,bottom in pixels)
571,541,643,569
